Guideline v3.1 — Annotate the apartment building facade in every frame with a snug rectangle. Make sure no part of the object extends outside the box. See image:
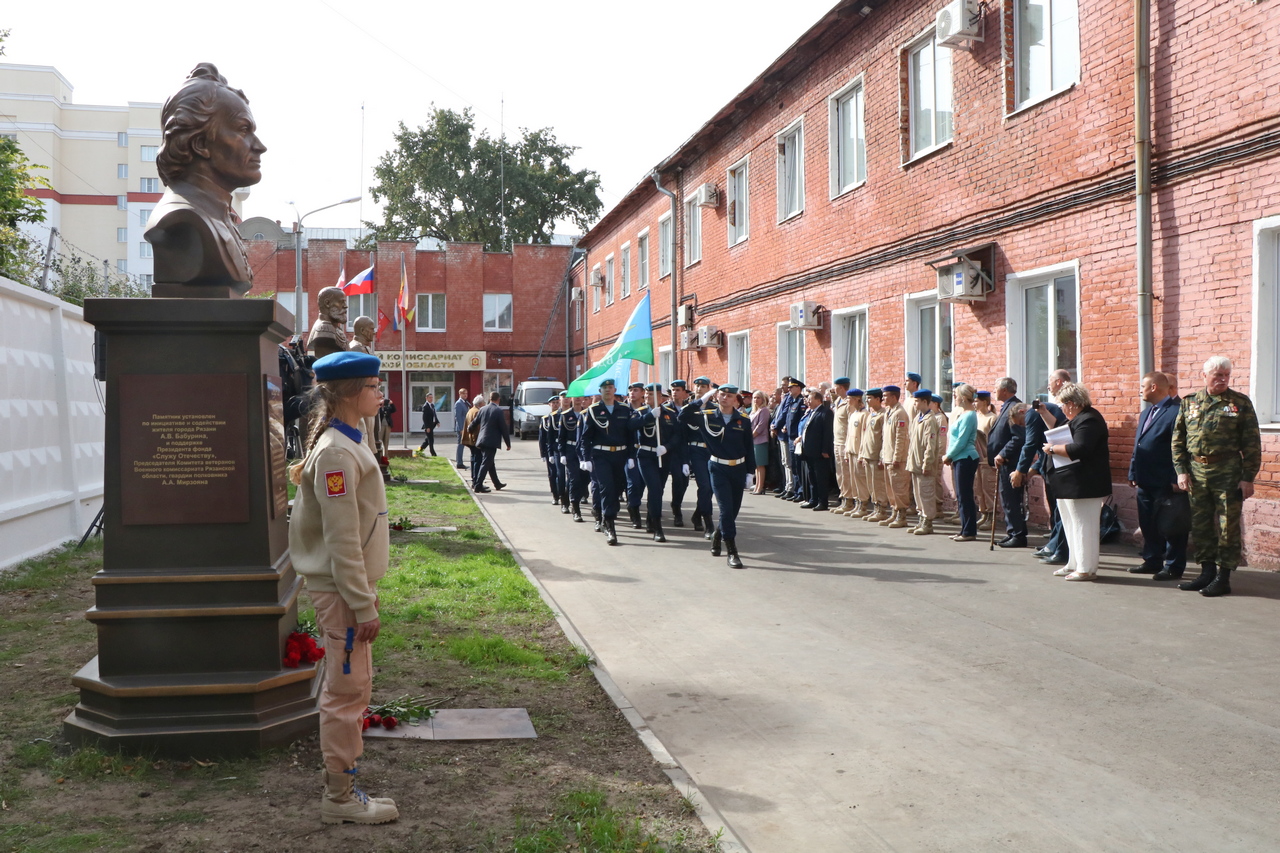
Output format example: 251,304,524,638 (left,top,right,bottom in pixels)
572,0,1280,565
